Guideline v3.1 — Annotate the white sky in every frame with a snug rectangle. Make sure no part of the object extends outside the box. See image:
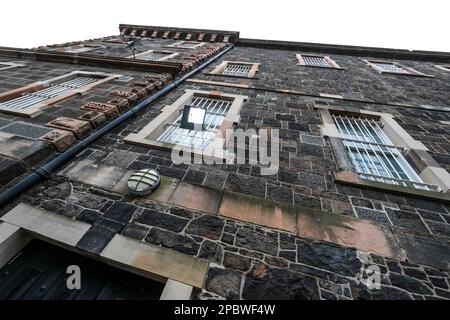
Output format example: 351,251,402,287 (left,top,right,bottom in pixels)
1,0,449,52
